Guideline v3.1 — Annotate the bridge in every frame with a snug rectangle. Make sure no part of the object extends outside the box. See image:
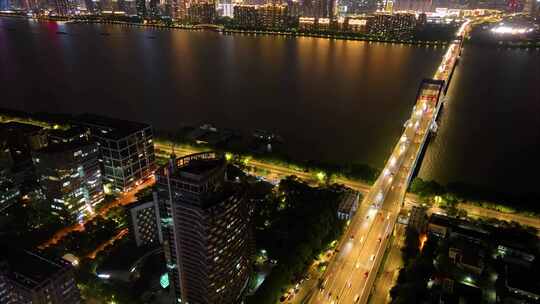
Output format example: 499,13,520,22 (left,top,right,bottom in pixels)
305,21,470,304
